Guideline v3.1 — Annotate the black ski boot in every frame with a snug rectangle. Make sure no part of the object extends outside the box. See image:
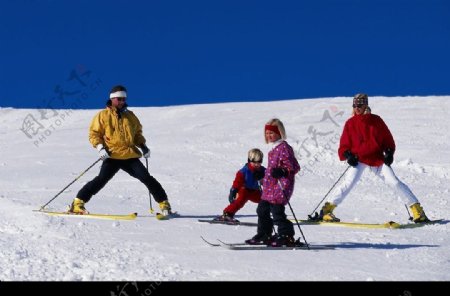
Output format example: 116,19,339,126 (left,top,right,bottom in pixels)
245,233,273,245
